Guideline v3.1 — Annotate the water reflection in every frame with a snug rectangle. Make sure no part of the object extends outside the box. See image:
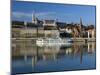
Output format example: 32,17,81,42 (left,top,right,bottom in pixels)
12,40,96,74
